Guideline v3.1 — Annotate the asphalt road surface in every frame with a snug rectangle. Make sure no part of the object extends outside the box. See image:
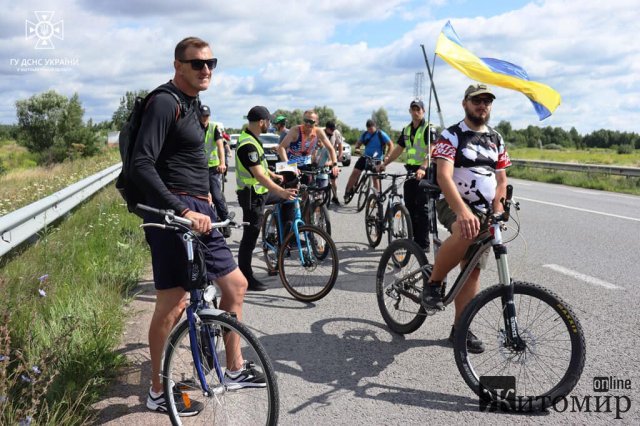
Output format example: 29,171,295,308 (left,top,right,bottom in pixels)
96,155,640,425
